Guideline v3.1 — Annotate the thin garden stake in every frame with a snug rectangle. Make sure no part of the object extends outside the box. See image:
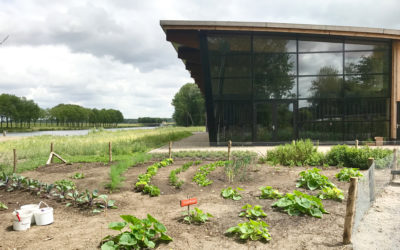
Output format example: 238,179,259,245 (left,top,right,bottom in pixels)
355,139,358,149
169,141,172,159
228,140,232,161
368,158,375,202
50,142,54,163
343,177,358,244
109,142,112,163
13,148,17,173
